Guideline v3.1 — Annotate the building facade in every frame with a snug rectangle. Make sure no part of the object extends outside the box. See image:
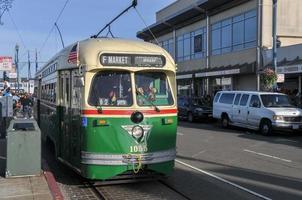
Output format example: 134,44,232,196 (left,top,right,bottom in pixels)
137,0,302,97
0,78,34,94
